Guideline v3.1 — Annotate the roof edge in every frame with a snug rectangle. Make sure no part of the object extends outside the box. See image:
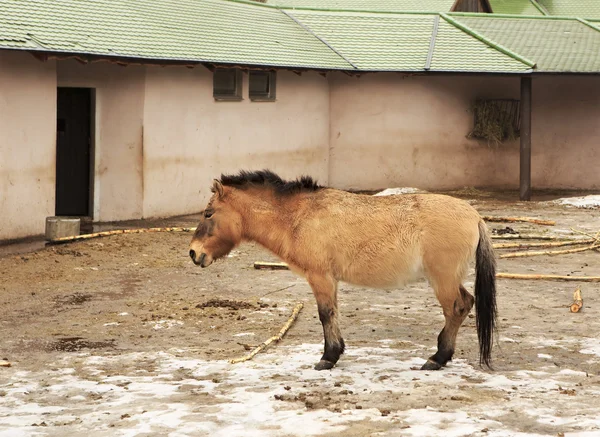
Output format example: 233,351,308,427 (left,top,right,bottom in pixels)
449,11,587,21
223,0,440,15
440,13,536,68
1,46,352,71
222,0,600,21
20,48,600,75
